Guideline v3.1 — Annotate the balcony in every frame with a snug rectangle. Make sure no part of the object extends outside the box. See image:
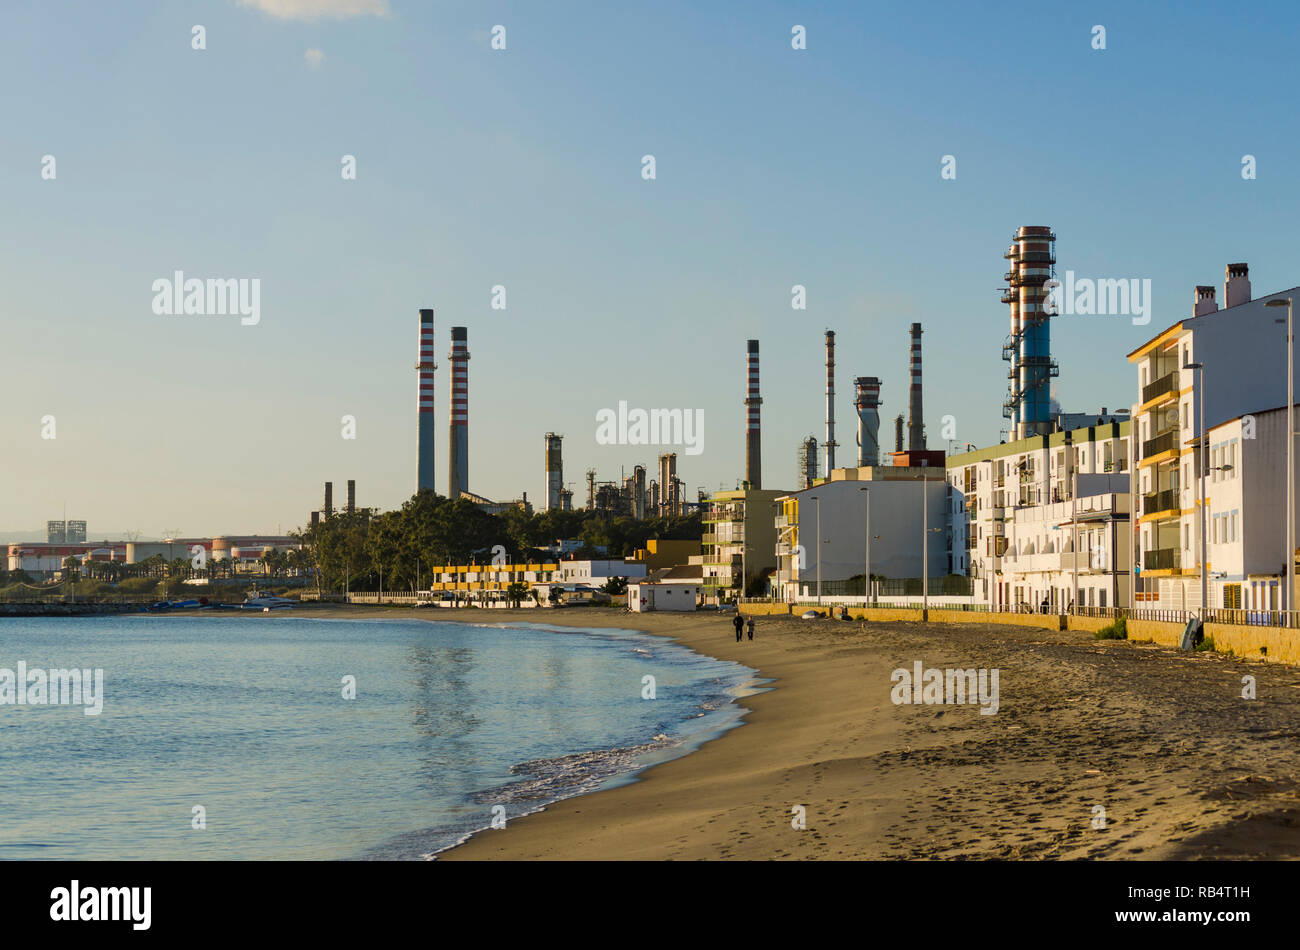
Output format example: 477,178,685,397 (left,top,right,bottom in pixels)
1142,370,1179,405
1144,547,1181,571
1142,489,1178,517
1142,428,1178,460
